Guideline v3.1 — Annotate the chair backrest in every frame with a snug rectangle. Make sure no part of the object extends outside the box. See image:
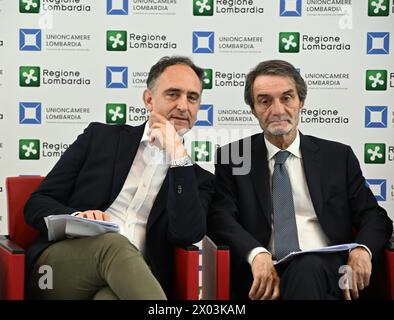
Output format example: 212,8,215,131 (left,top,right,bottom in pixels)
6,176,44,249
